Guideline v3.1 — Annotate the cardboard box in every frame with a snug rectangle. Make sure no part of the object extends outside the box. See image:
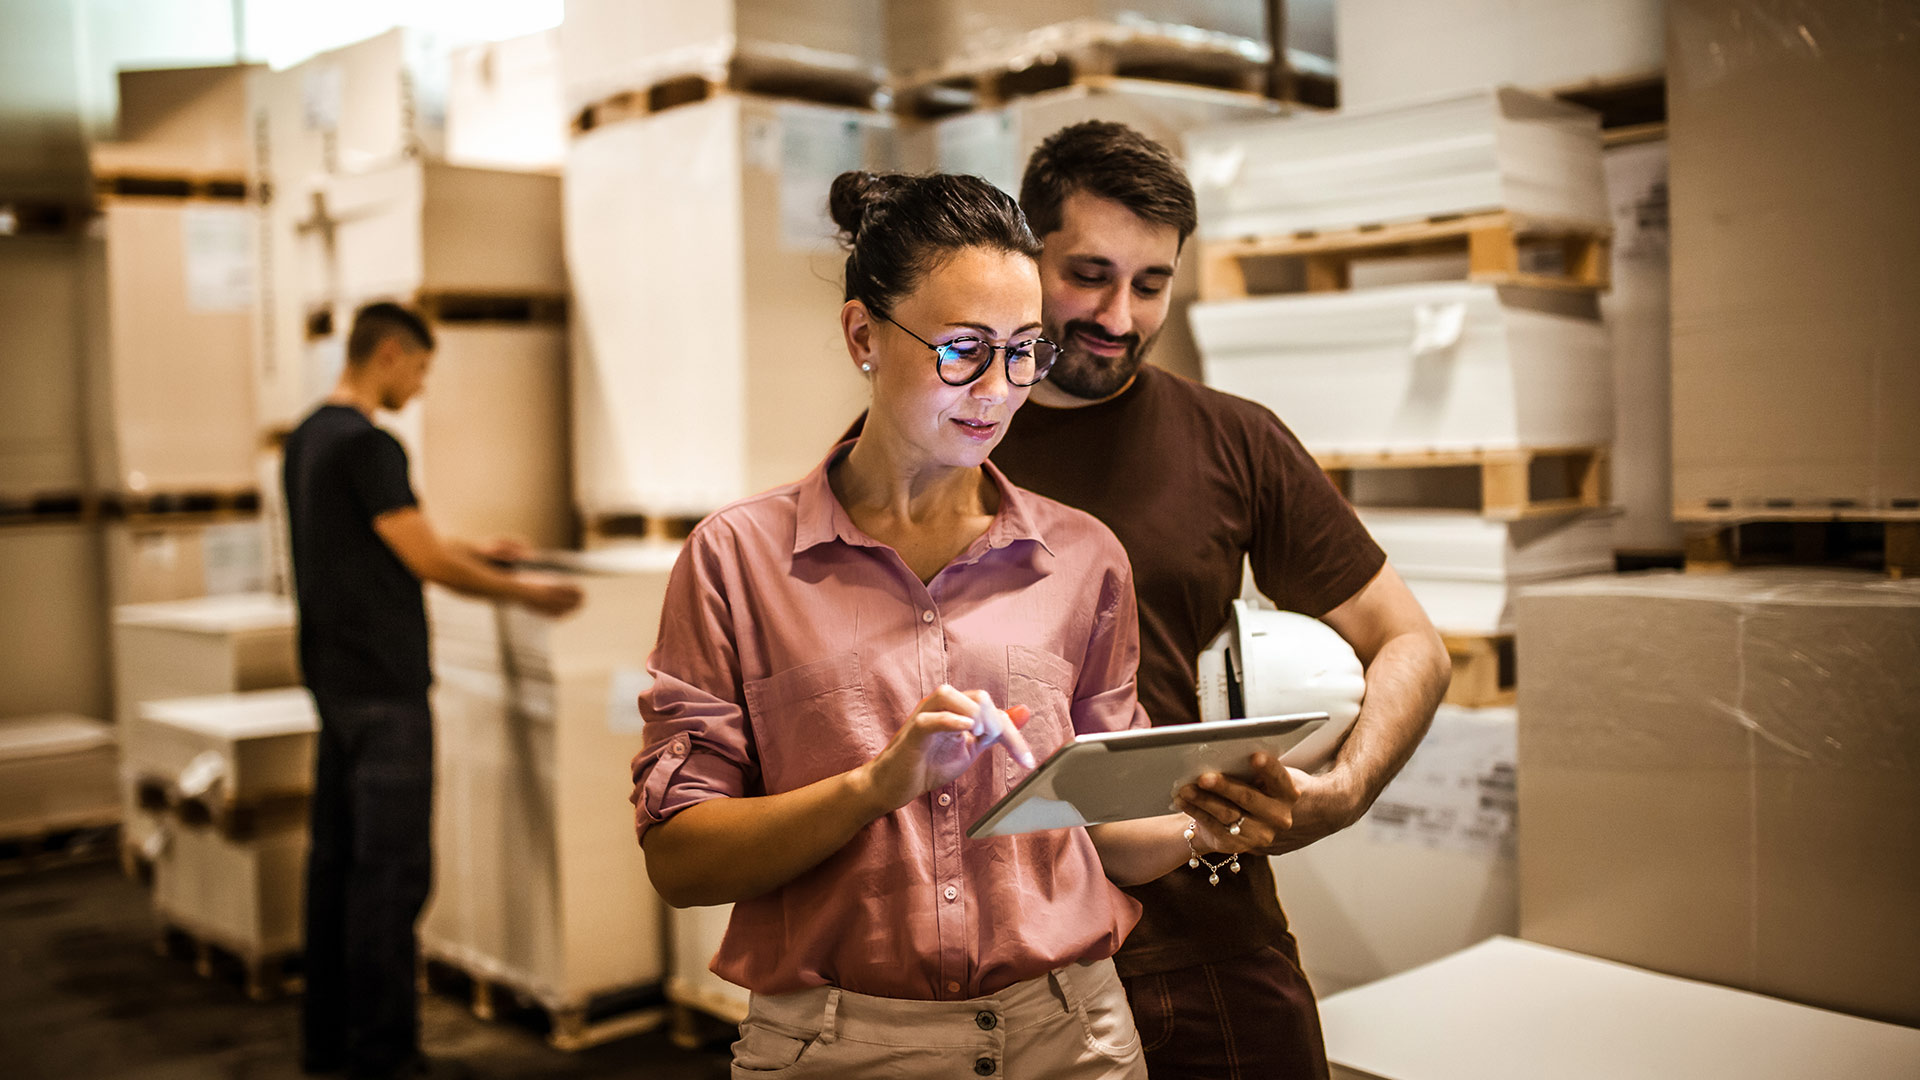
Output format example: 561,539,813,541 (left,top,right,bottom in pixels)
1275,705,1517,996
1319,937,1920,1080
0,524,109,721
561,0,886,113
1335,0,1665,112
93,63,259,178
446,30,565,172
110,593,299,728
153,818,306,959
0,715,119,838
0,236,91,500
567,97,889,518
1356,511,1612,634
89,197,258,494
1516,570,1920,1027
422,544,677,1008
1185,87,1608,241
903,79,1278,382
105,517,271,606
247,28,448,184
129,688,317,808
1600,138,1680,552
886,0,1268,83
1194,282,1613,454
1668,1,1920,511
